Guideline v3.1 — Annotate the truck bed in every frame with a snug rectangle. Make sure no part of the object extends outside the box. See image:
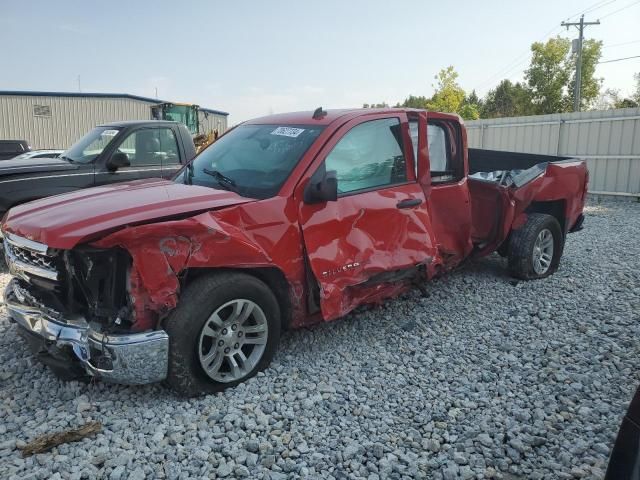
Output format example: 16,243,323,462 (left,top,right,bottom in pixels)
467,148,588,255
468,148,573,187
